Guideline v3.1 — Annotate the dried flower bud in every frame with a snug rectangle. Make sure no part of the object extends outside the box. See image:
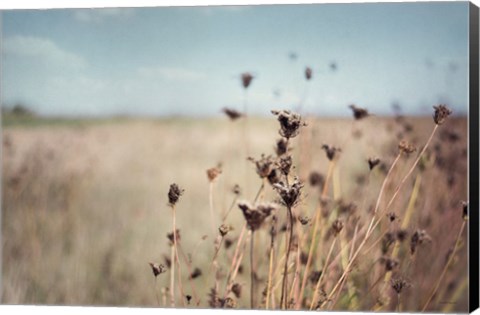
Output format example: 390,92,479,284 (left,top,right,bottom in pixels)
219,224,233,237
387,212,398,222
168,183,184,206
222,297,236,308
391,277,411,294
186,295,192,304
222,107,243,120
410,229,432,255
275,138,289,156
398,140,416,155
207,166,222,182
224,238,233,249
248,154,274,179
299,216,311,225
238,201,277,231
277,155,293,176
267,168,282,186
322,144,341,161
337,199,357,216
396,229,408,242
331,219,344,237
271,109,306,139
190,267,202,279
167,229,181,245
433,104,452,125
309,171,325,188
231,283,242,298
273,177,304,208
380,257,399,271
149,262,166,277
368,157,381,170
309,270,322,285
349,104,370,120
232,184,241,195
305,67,313,80
241,72,254,89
